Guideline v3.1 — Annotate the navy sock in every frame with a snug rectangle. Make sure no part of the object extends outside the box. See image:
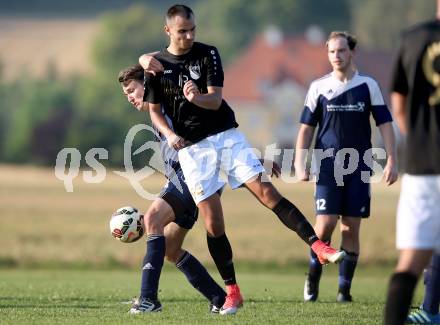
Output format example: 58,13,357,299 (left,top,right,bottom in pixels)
272,197,318,245
207,233,236,285
140,235,165,300
422,254,440,315
308,248,323,281
176,251,226,308
338,250,359,294
384,272,418,325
